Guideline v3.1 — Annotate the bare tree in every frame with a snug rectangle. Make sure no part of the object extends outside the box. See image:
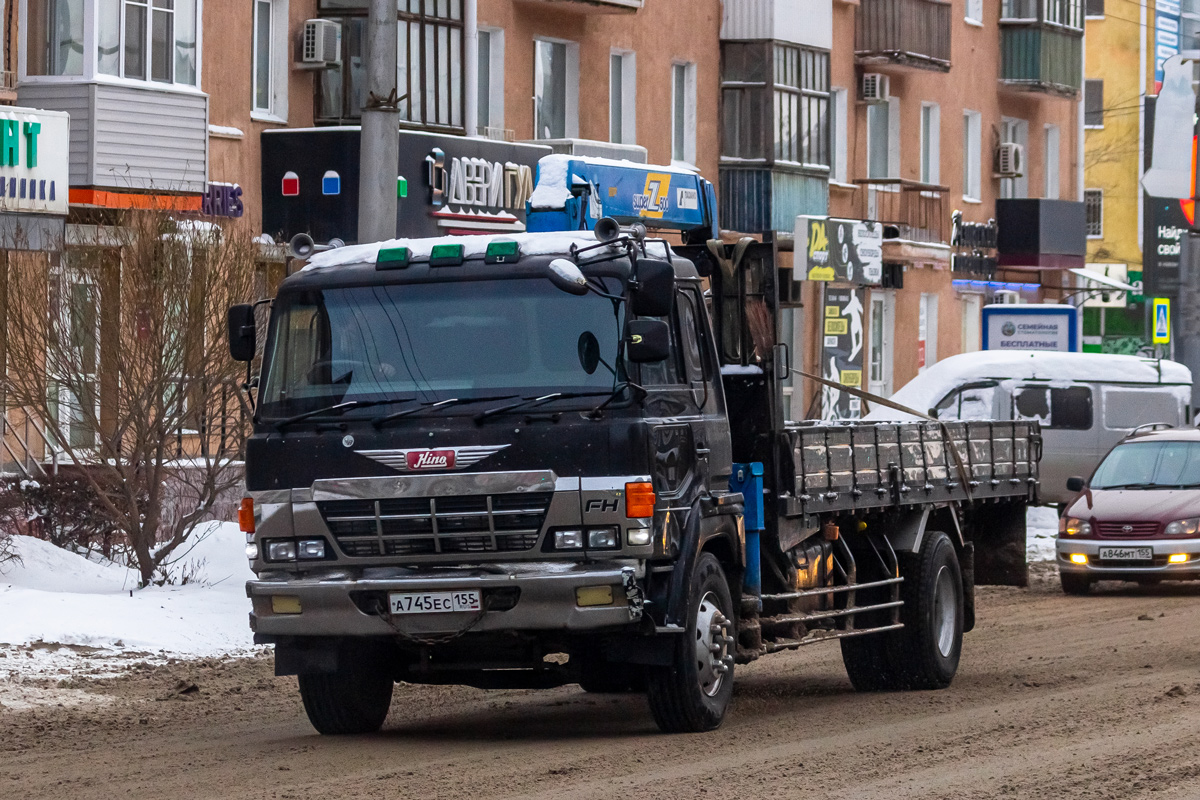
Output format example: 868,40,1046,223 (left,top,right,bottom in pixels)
3,211,259,585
